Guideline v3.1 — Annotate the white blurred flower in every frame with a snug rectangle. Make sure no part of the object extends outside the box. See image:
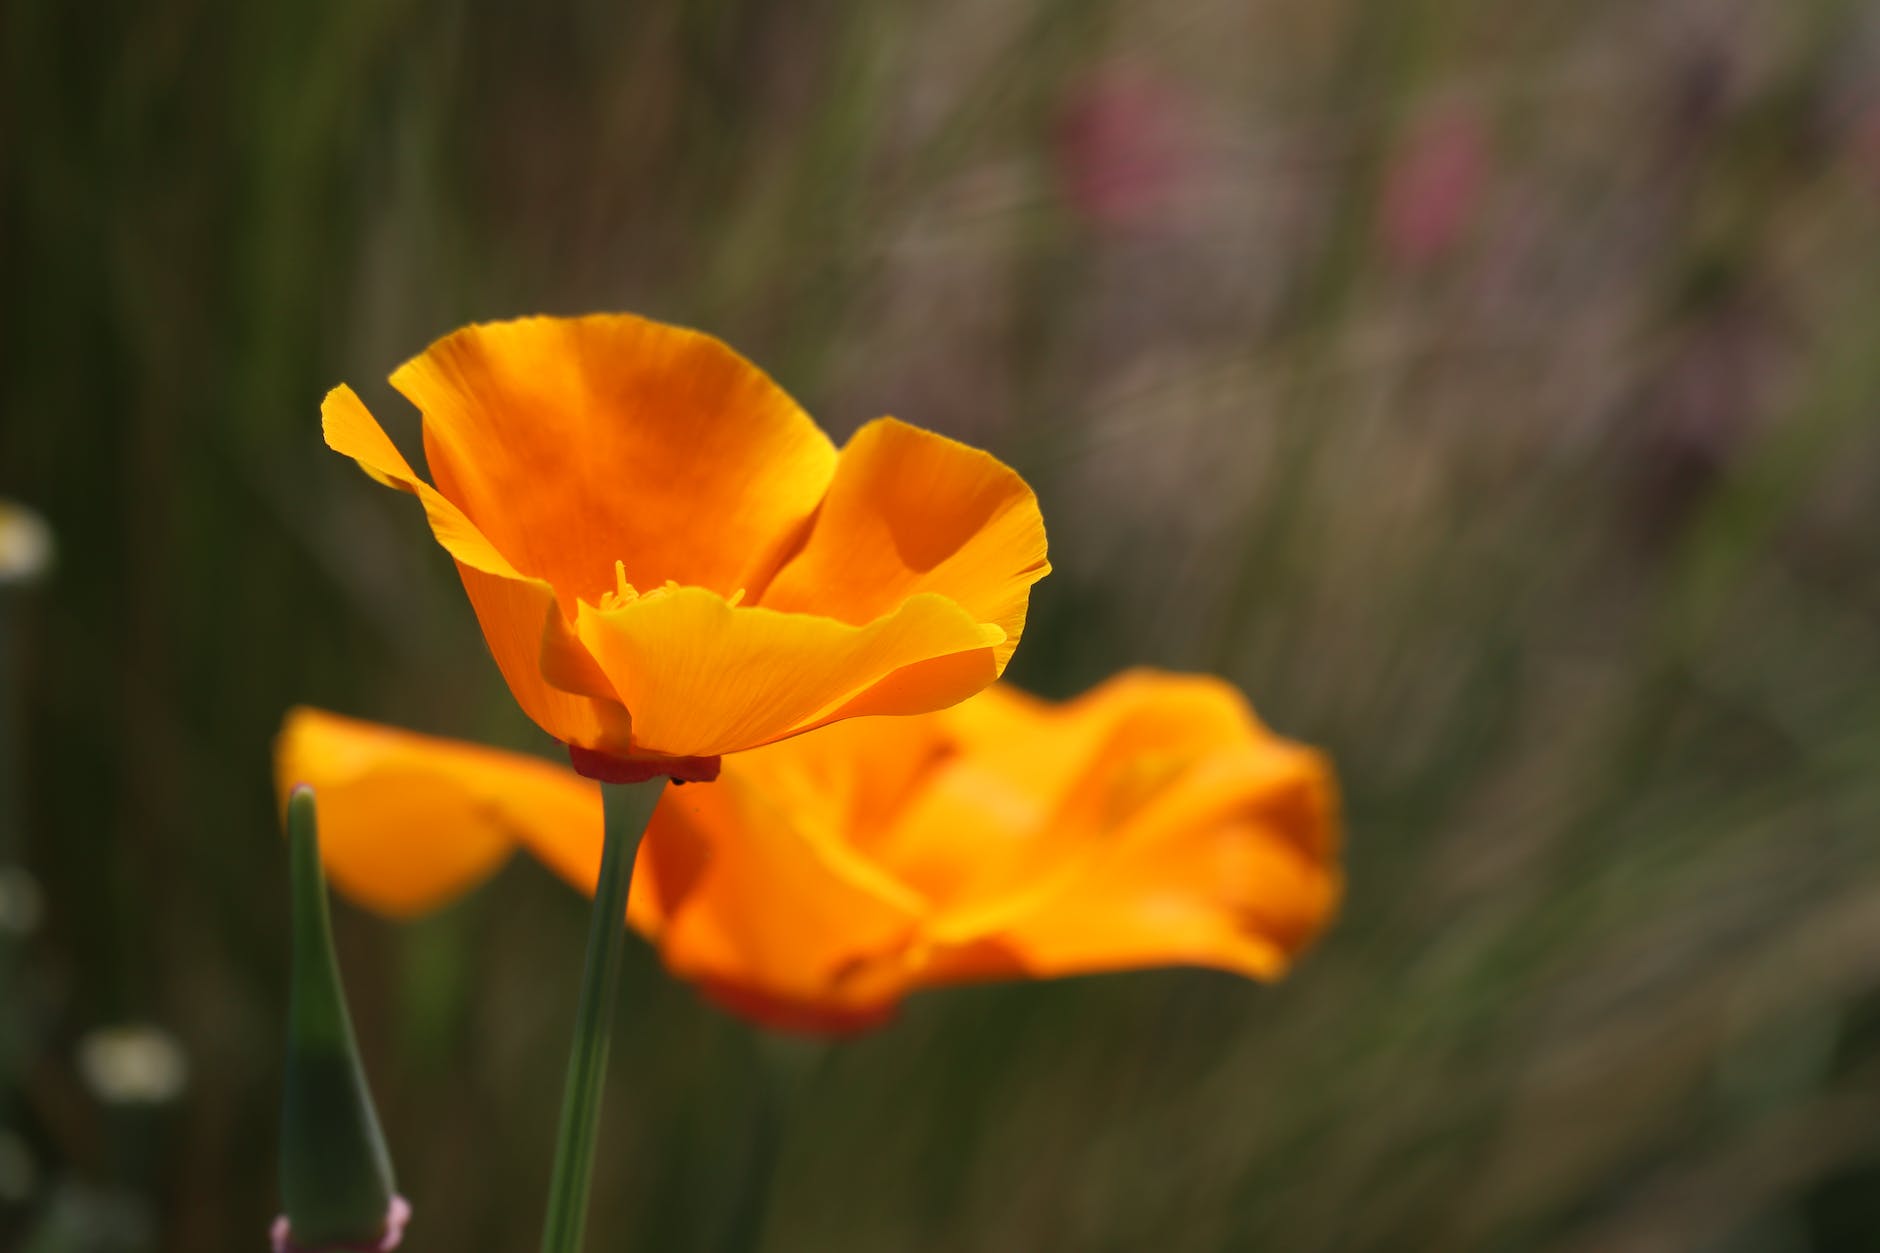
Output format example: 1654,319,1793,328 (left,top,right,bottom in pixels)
76,1024,188,1106
0,501,53,586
